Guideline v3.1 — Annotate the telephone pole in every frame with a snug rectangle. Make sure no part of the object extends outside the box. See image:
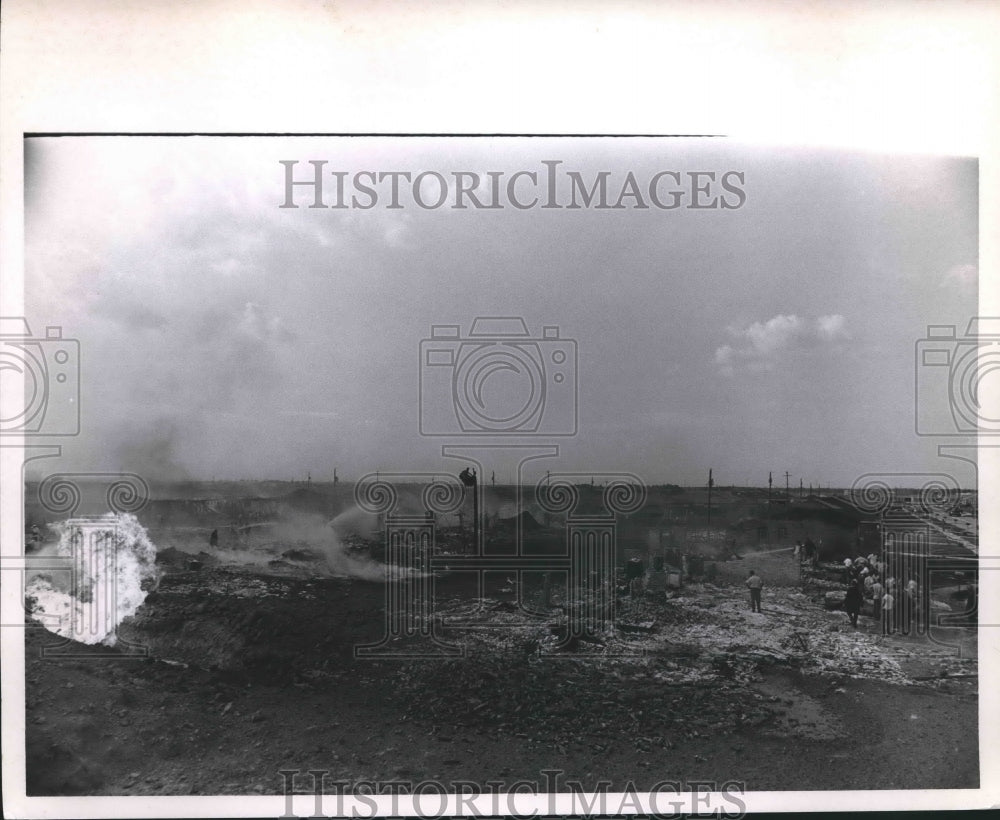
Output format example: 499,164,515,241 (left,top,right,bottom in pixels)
459,467,478,553
707,468,714,532
767,471,773,546
784,471,791,497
